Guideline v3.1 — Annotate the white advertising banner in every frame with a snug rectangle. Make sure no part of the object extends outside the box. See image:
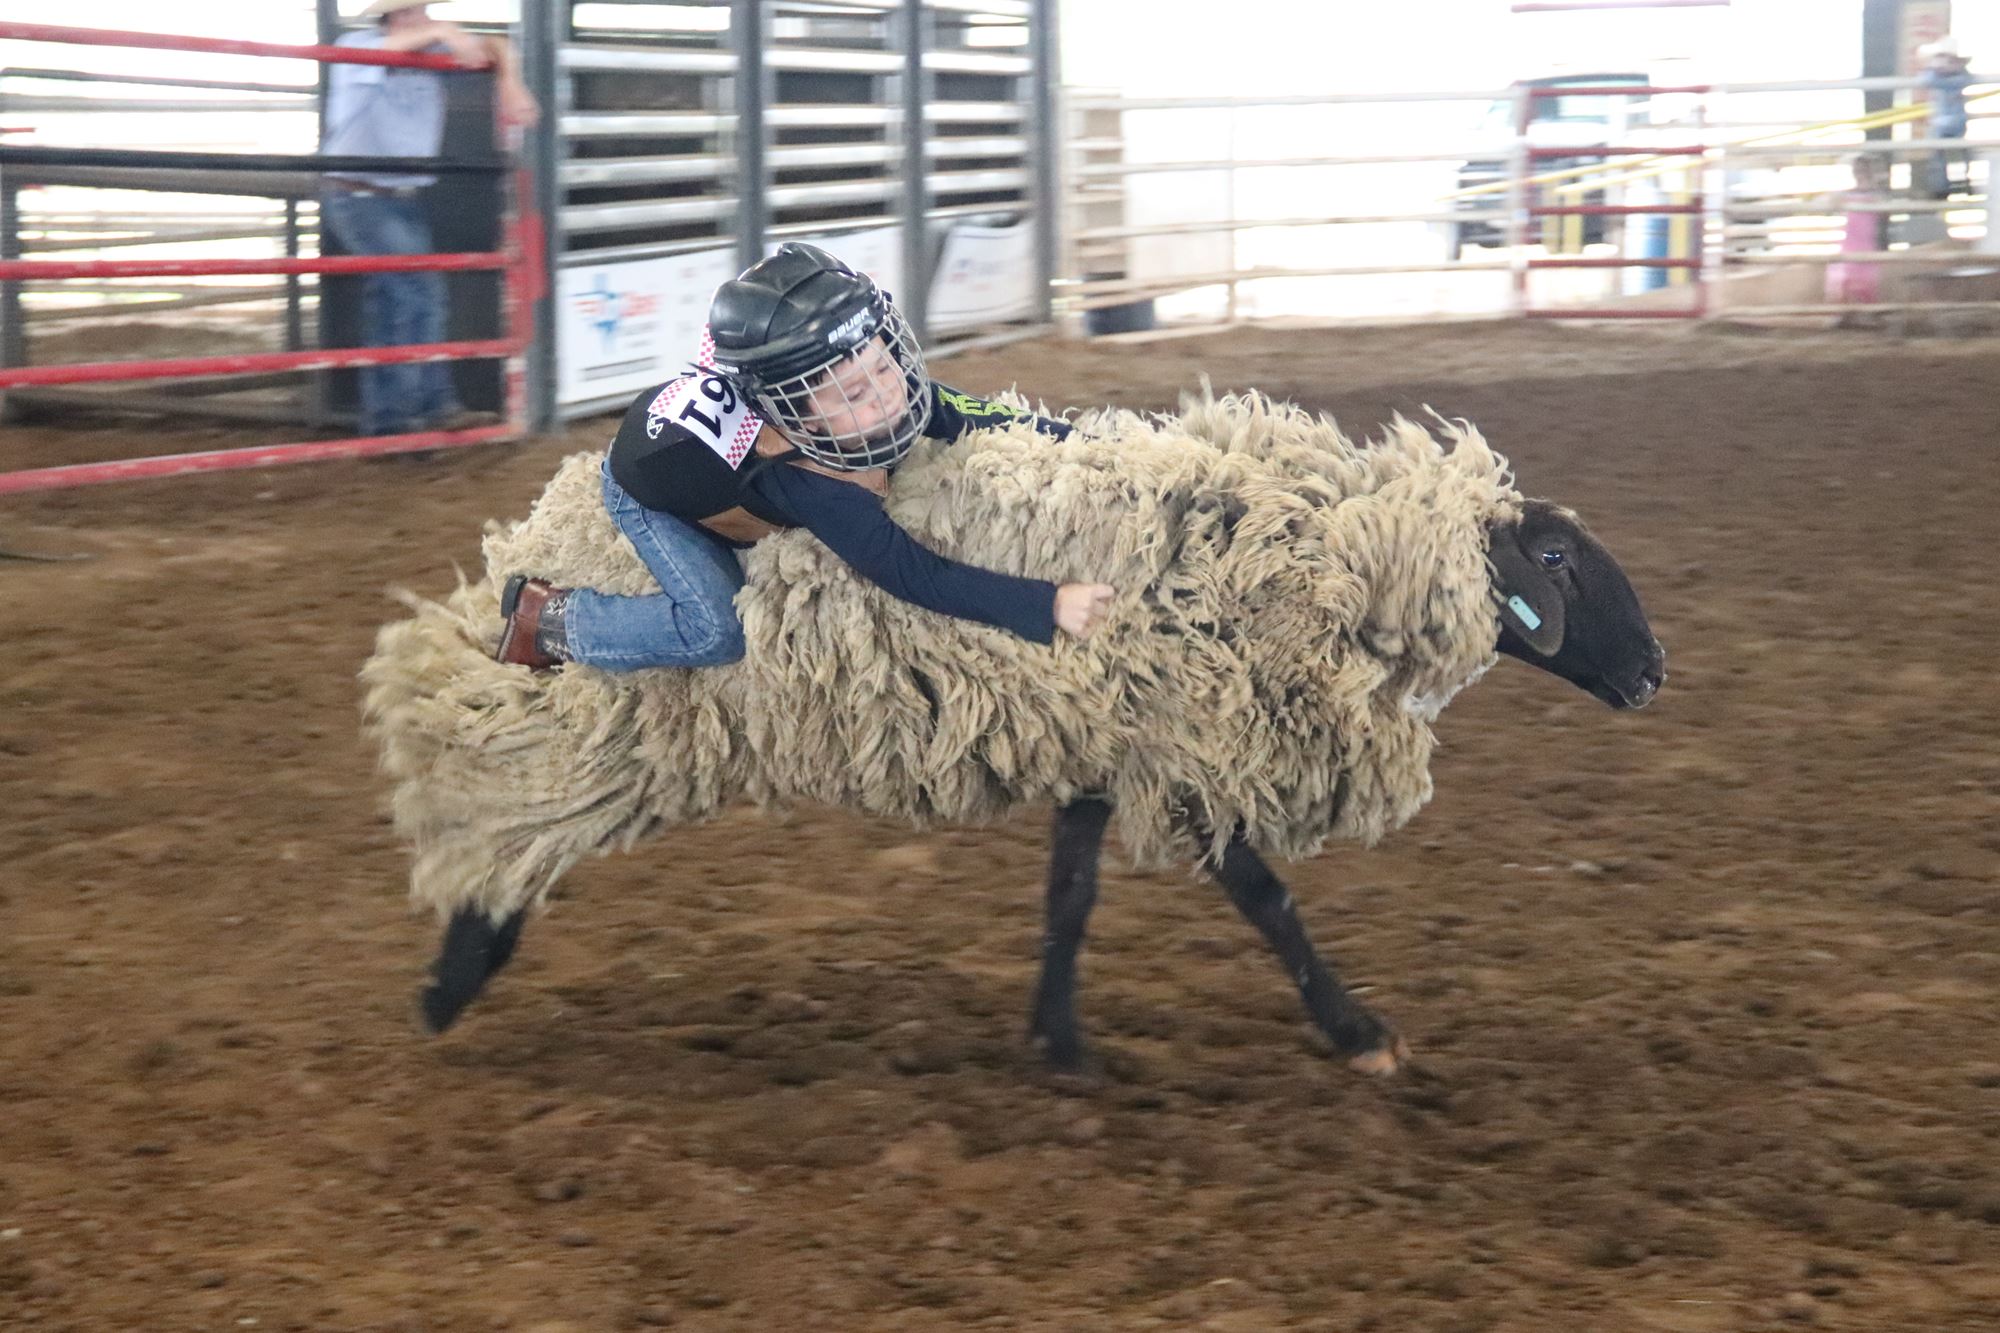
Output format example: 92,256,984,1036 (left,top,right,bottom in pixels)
557,245,738,407
557,222,1032,406
928,221,1037,331
768,224,904,304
